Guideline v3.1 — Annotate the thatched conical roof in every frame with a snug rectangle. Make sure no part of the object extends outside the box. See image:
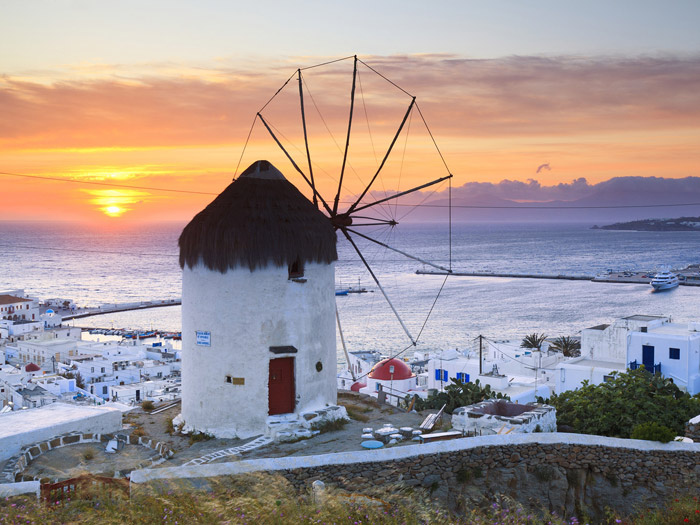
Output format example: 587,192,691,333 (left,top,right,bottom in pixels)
179,160,337,273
